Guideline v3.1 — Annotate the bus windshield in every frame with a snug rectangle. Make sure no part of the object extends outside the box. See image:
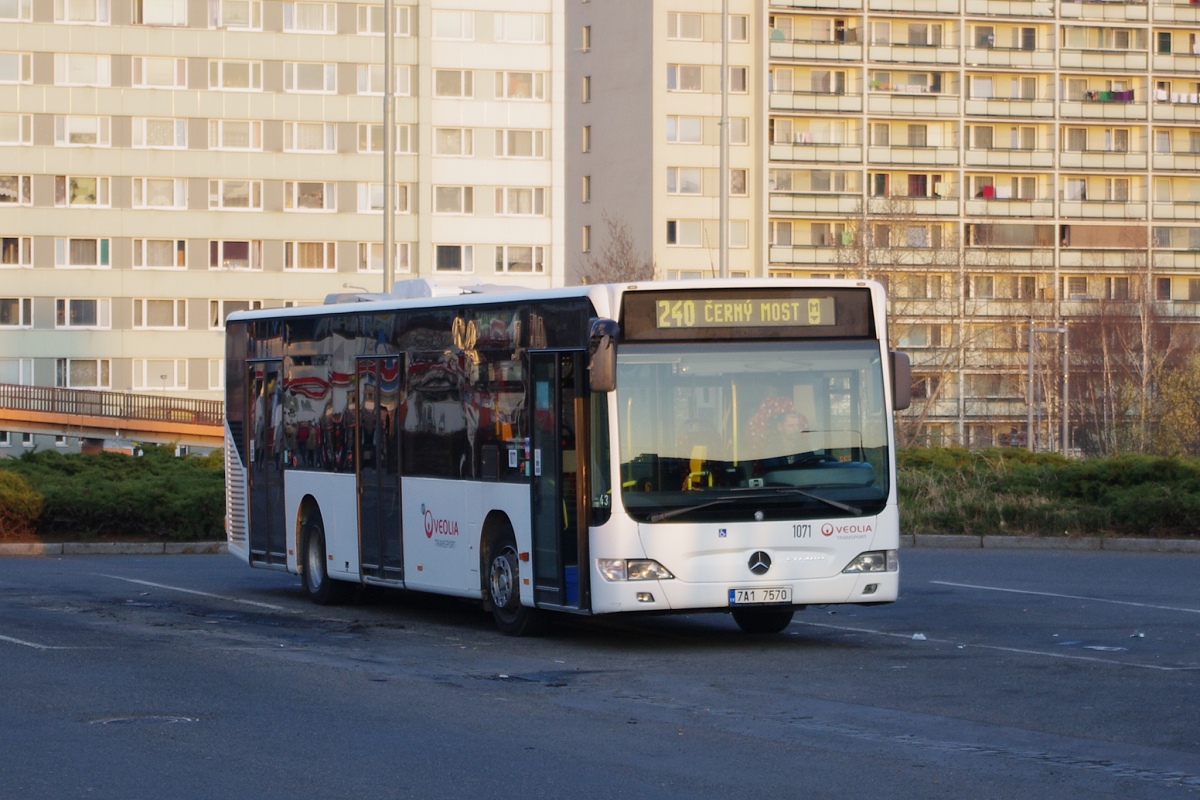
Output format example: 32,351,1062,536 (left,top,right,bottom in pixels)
616,340,890,523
